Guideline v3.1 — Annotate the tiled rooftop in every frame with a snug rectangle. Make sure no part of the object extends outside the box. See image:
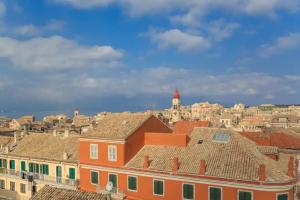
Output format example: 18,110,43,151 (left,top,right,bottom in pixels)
84,113,152,139
30,185,108,200
126,128,292,183
4,133,79,162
